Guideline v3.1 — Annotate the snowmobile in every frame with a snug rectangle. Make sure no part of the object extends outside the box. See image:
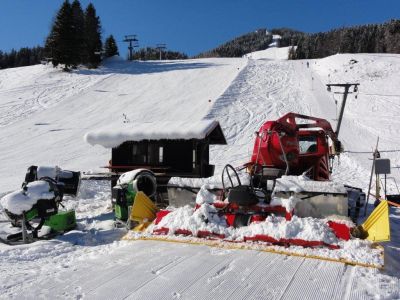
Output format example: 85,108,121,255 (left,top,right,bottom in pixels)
0,166,80,245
